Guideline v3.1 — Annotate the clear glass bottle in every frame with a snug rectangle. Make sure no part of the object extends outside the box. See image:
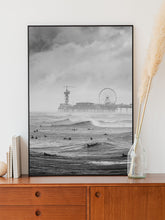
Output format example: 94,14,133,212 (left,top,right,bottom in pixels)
127,135,146,178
